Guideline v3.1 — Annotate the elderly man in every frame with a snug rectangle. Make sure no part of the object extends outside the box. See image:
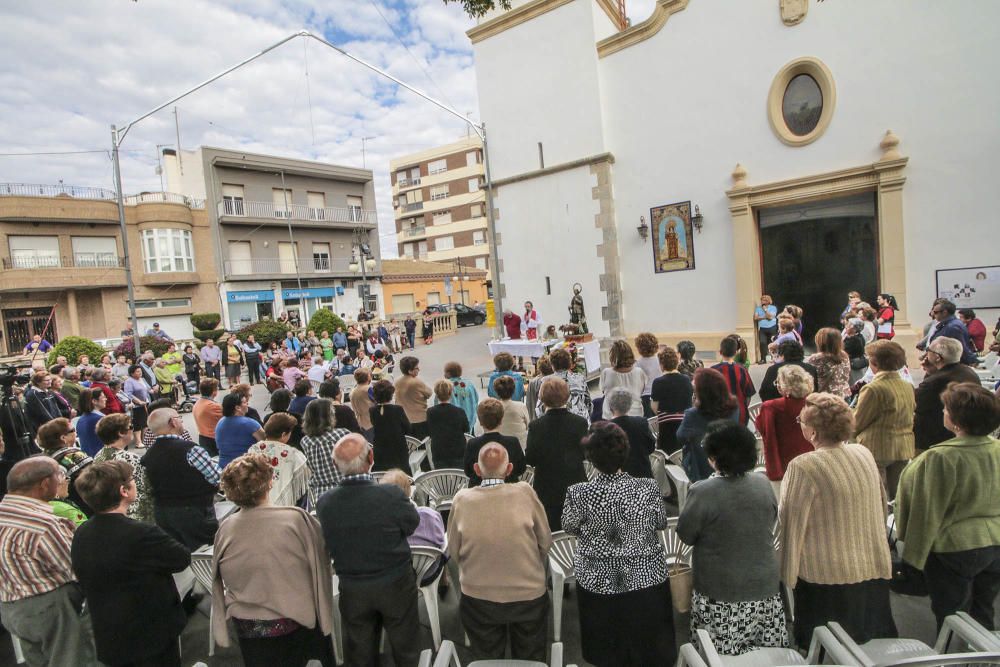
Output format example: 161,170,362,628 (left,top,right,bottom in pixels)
316,433,421,666
914,337,981,452
140,407,220,550
917,299,979,365
138,351,159,395
58,367,84,413
22,334,53,355
145,322,173,341
0,457,98,666
199,338,222,381
448,443,551,662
